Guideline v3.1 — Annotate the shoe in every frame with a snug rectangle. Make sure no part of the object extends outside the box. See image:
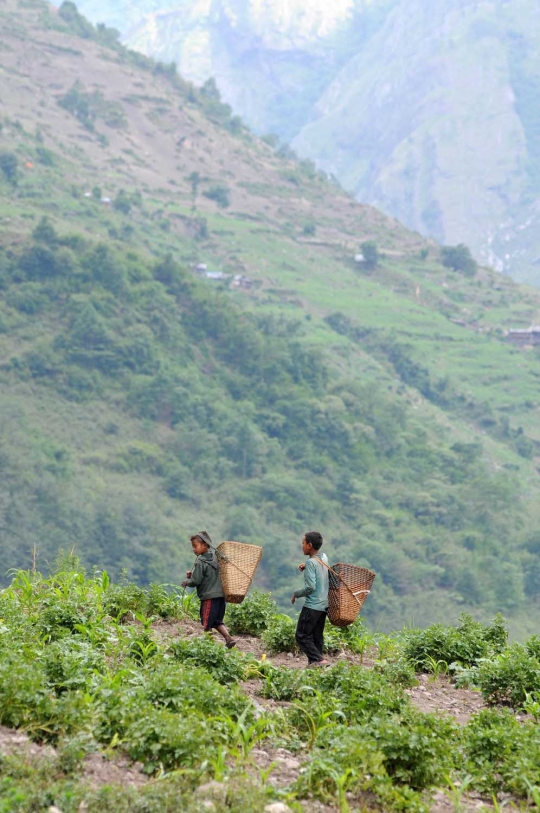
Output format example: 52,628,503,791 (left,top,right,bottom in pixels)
226,639,237,649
